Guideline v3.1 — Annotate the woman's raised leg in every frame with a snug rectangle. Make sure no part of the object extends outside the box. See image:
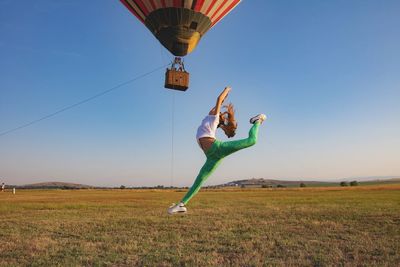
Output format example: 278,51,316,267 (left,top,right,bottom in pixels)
218,122,261,158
